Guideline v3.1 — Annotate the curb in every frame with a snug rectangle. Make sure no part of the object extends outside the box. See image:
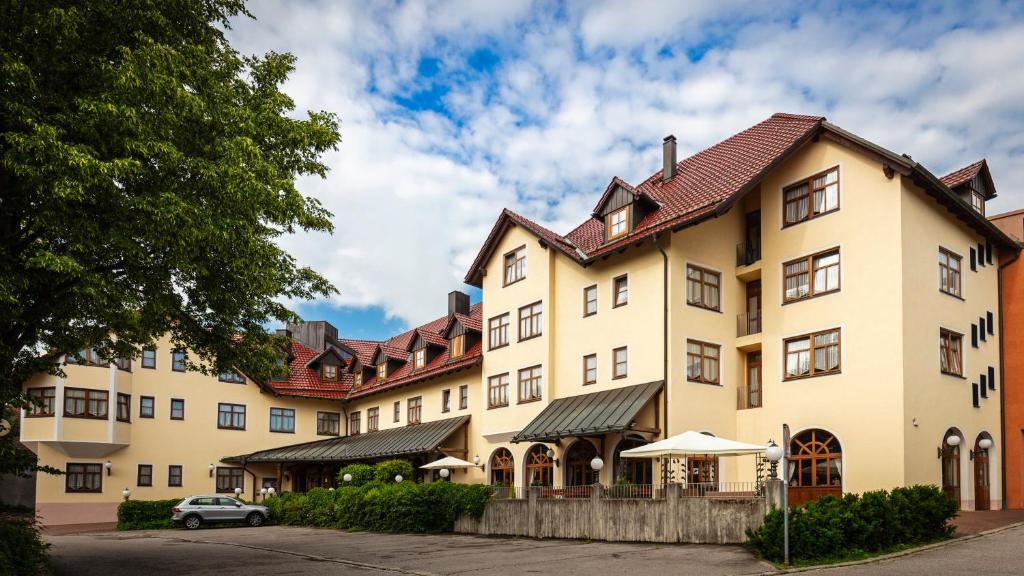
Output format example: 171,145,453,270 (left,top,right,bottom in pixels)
757,521,1024,574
